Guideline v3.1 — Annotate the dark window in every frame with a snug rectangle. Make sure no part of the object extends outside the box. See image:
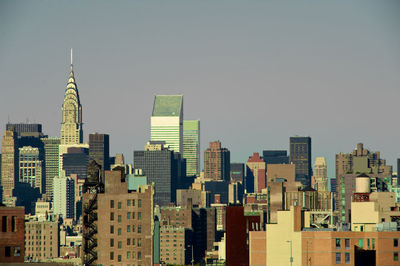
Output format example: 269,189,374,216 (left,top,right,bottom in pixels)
118,215,121,222
336,239,341,249
11,216,16,232
110,238,114,247
2,216,7,232
394,239,399,247
5,246,11,257
110,251,114,260
118,202,121,209
345,239,350,249
110,200,114,208
118,255,122,262
110,212,114,221
395,252,399,261
110,225,114,234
